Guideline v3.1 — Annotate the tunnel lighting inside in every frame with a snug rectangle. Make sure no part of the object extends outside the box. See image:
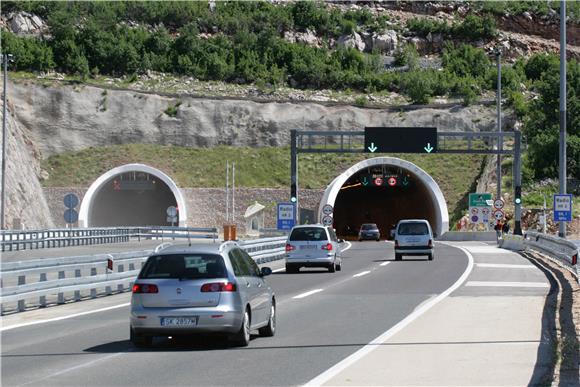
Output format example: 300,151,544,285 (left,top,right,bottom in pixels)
89,171,178,227
333,165,436,239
